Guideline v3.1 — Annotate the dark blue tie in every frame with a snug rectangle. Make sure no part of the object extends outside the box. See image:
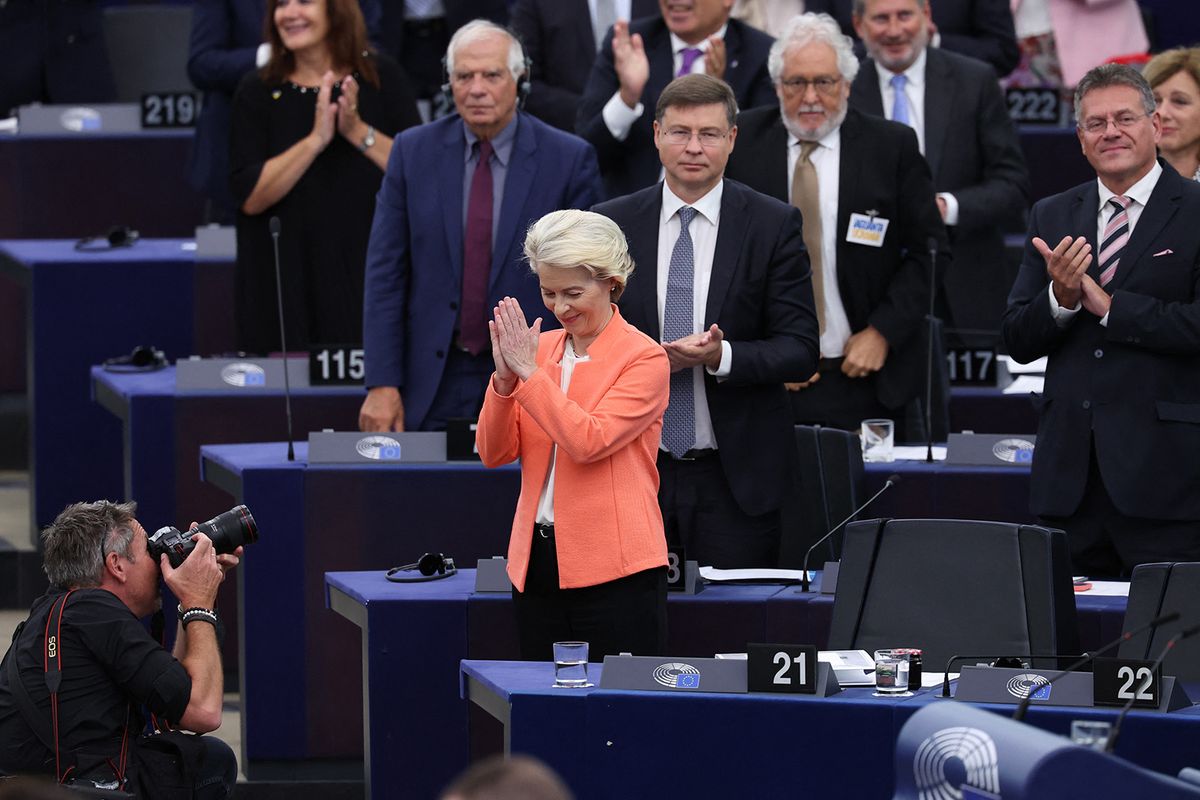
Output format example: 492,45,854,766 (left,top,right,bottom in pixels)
661,207,697,458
